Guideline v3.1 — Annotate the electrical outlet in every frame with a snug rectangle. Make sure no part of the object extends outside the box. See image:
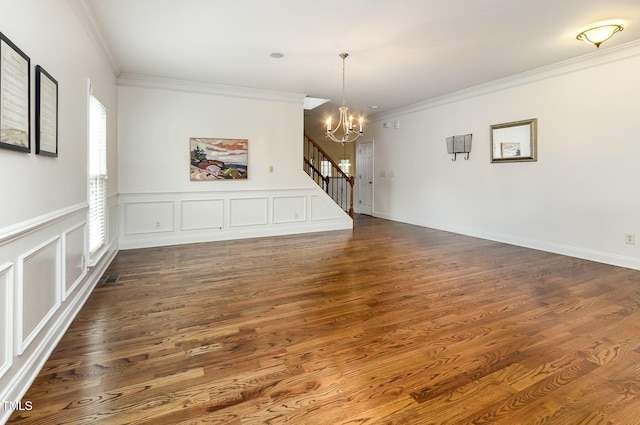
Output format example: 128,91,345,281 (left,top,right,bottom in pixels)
625,234,635,245
155,221,161,229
